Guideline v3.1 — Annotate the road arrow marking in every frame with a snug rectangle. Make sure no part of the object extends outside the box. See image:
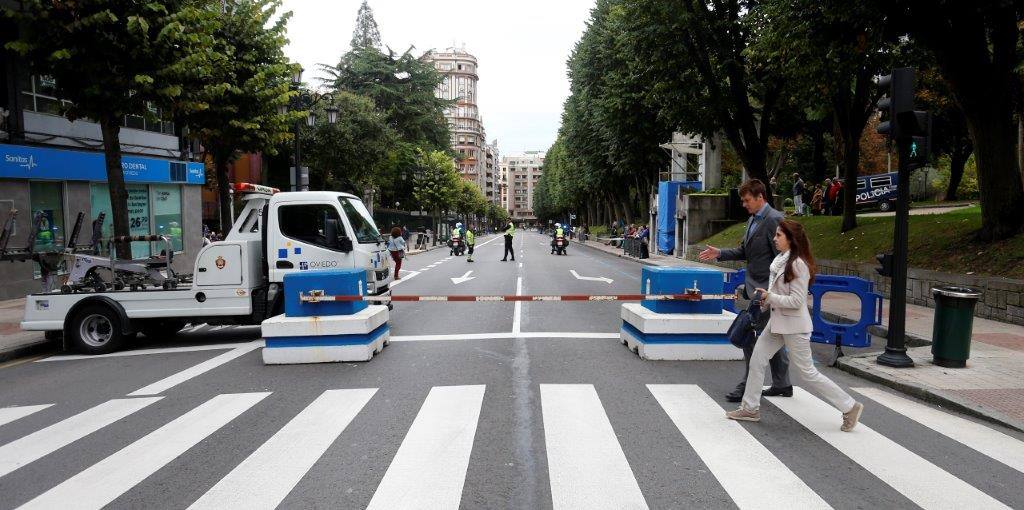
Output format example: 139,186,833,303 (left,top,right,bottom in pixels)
451,271,476,285
570,270,613,284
